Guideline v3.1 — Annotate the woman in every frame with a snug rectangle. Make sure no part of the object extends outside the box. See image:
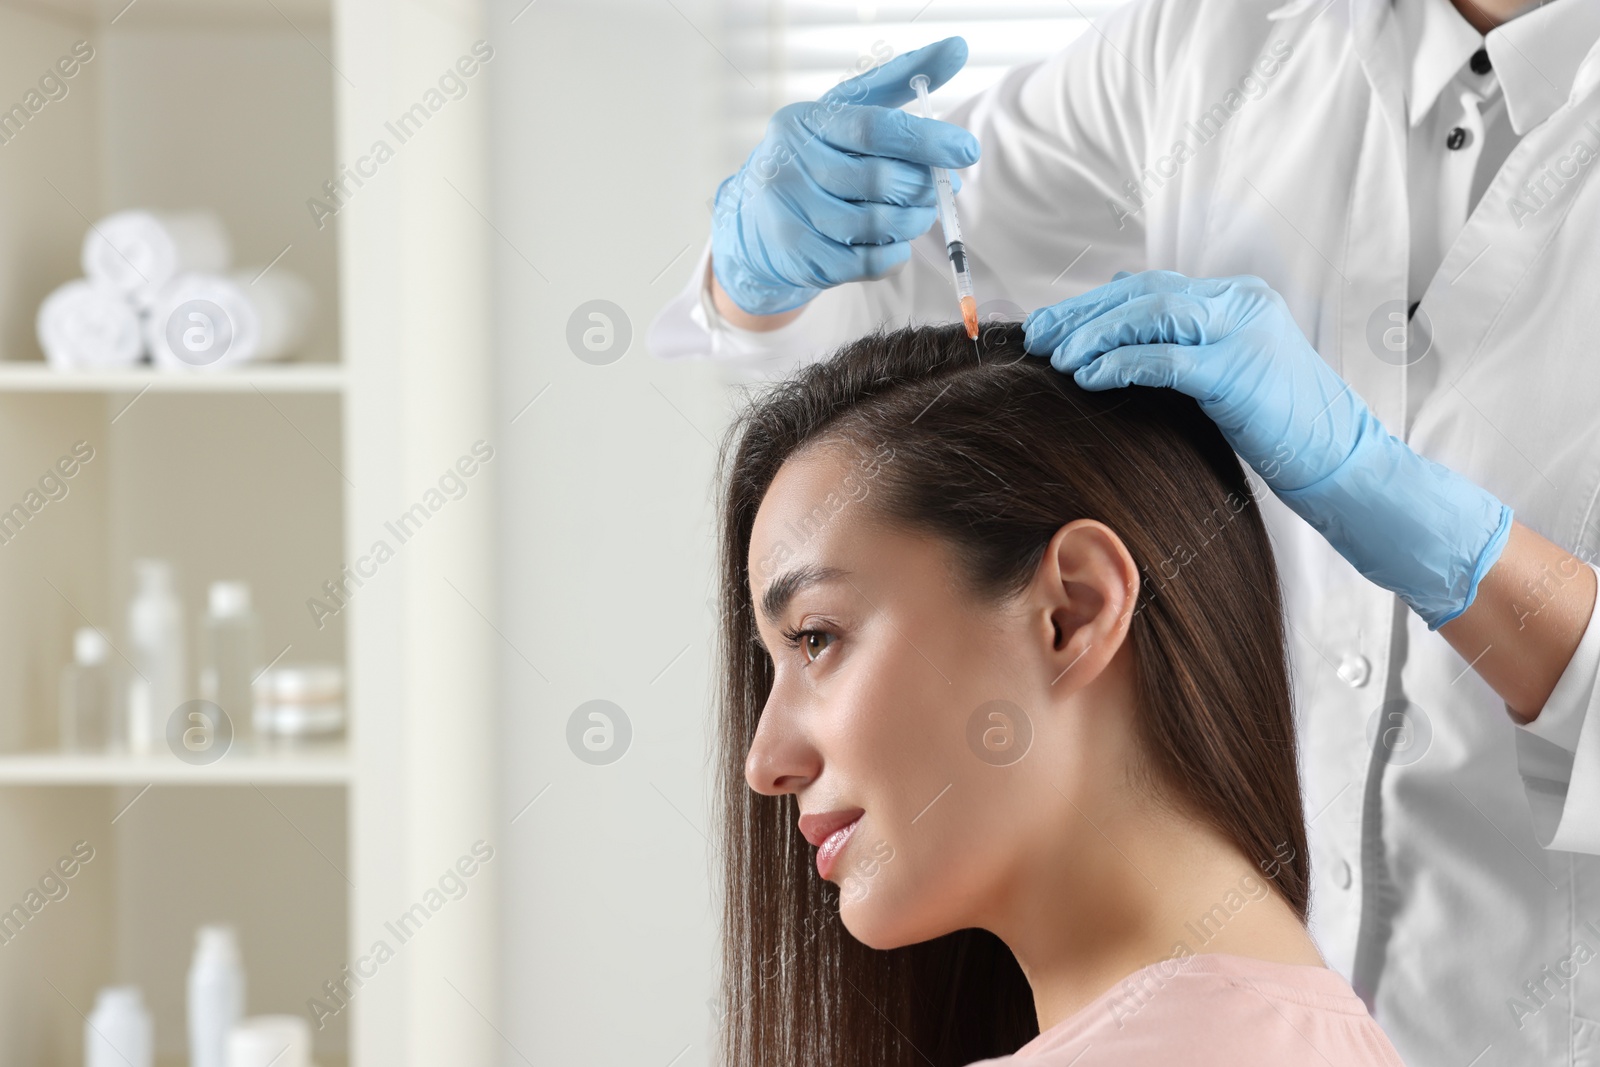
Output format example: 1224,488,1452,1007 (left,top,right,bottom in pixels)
713,322,1404,1066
